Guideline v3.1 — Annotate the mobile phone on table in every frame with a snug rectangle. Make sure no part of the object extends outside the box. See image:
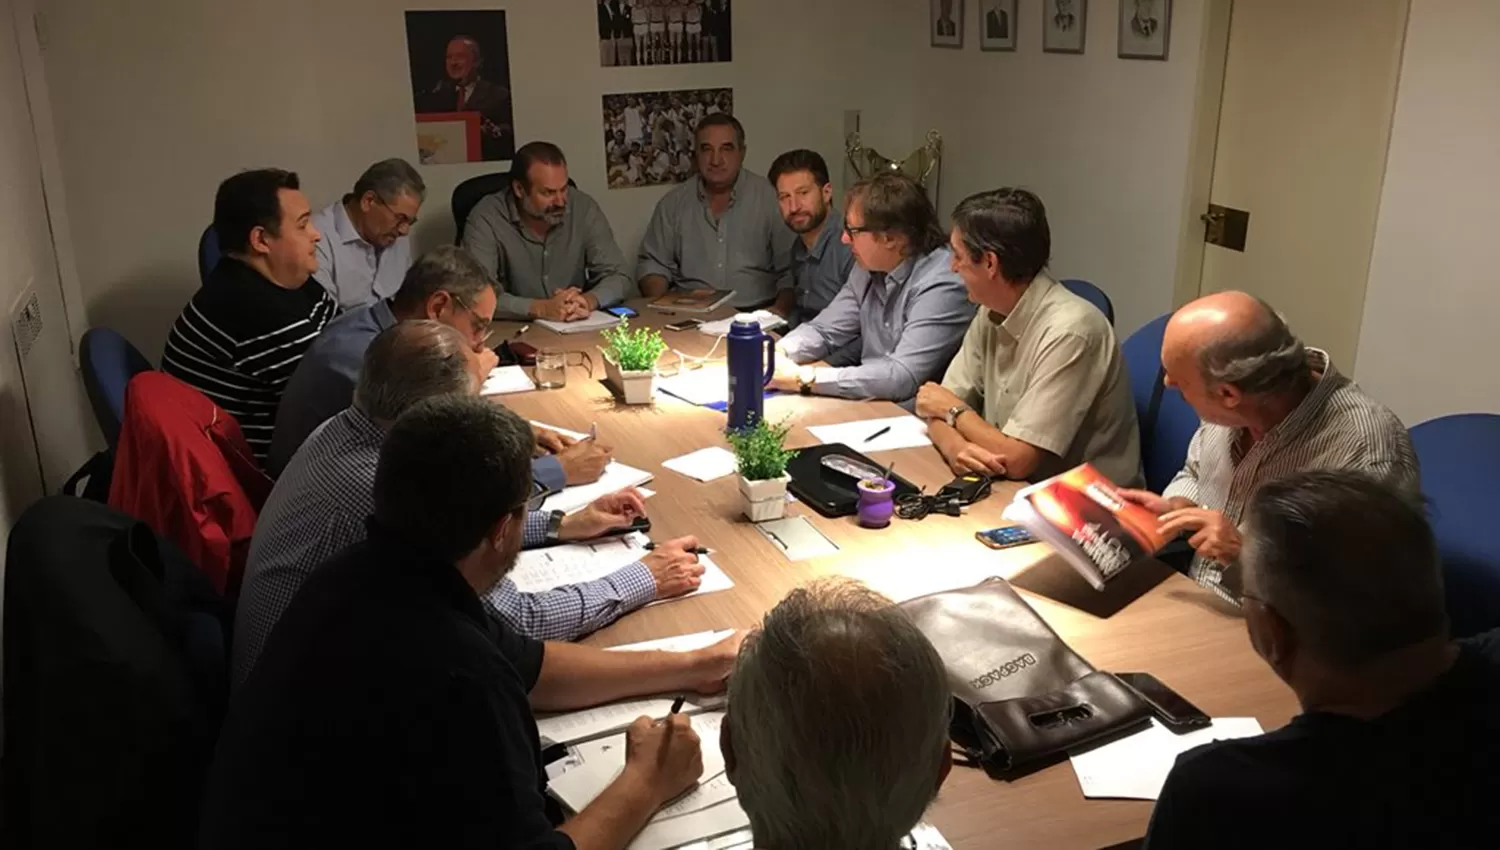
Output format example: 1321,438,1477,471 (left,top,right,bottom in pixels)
665,318,702,332
606,305,639,319
976,526,1037,550
1116,672,1212,731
